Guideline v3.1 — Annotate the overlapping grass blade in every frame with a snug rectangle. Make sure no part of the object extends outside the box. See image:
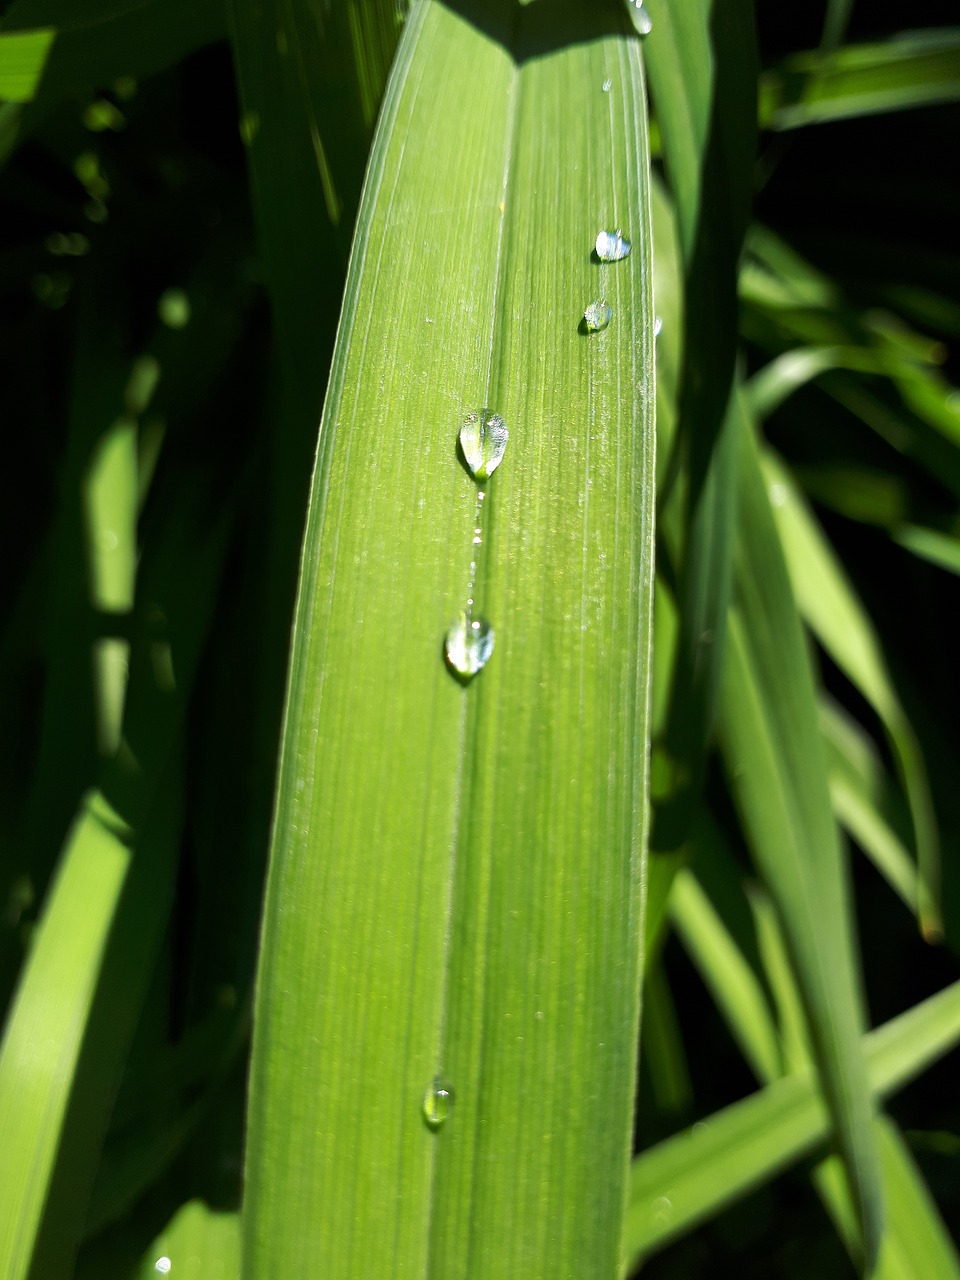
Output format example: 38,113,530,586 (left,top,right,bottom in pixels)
718,394,883,1264
625,977,960,1266
241,3,656,1276
760,29,960,130
760,449,940,936
641,0,755,849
